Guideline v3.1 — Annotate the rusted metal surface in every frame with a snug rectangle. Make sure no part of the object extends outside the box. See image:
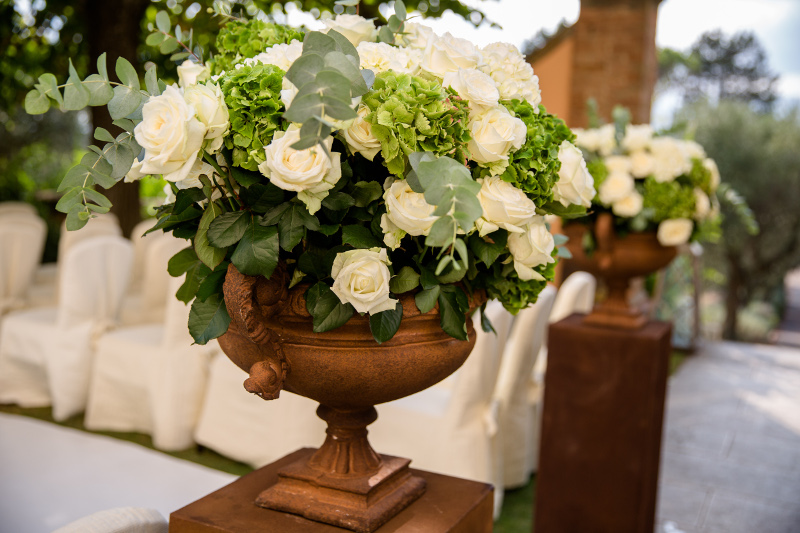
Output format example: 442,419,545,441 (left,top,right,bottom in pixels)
215,264,481,532
562,213,677,329
535,314,671,532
